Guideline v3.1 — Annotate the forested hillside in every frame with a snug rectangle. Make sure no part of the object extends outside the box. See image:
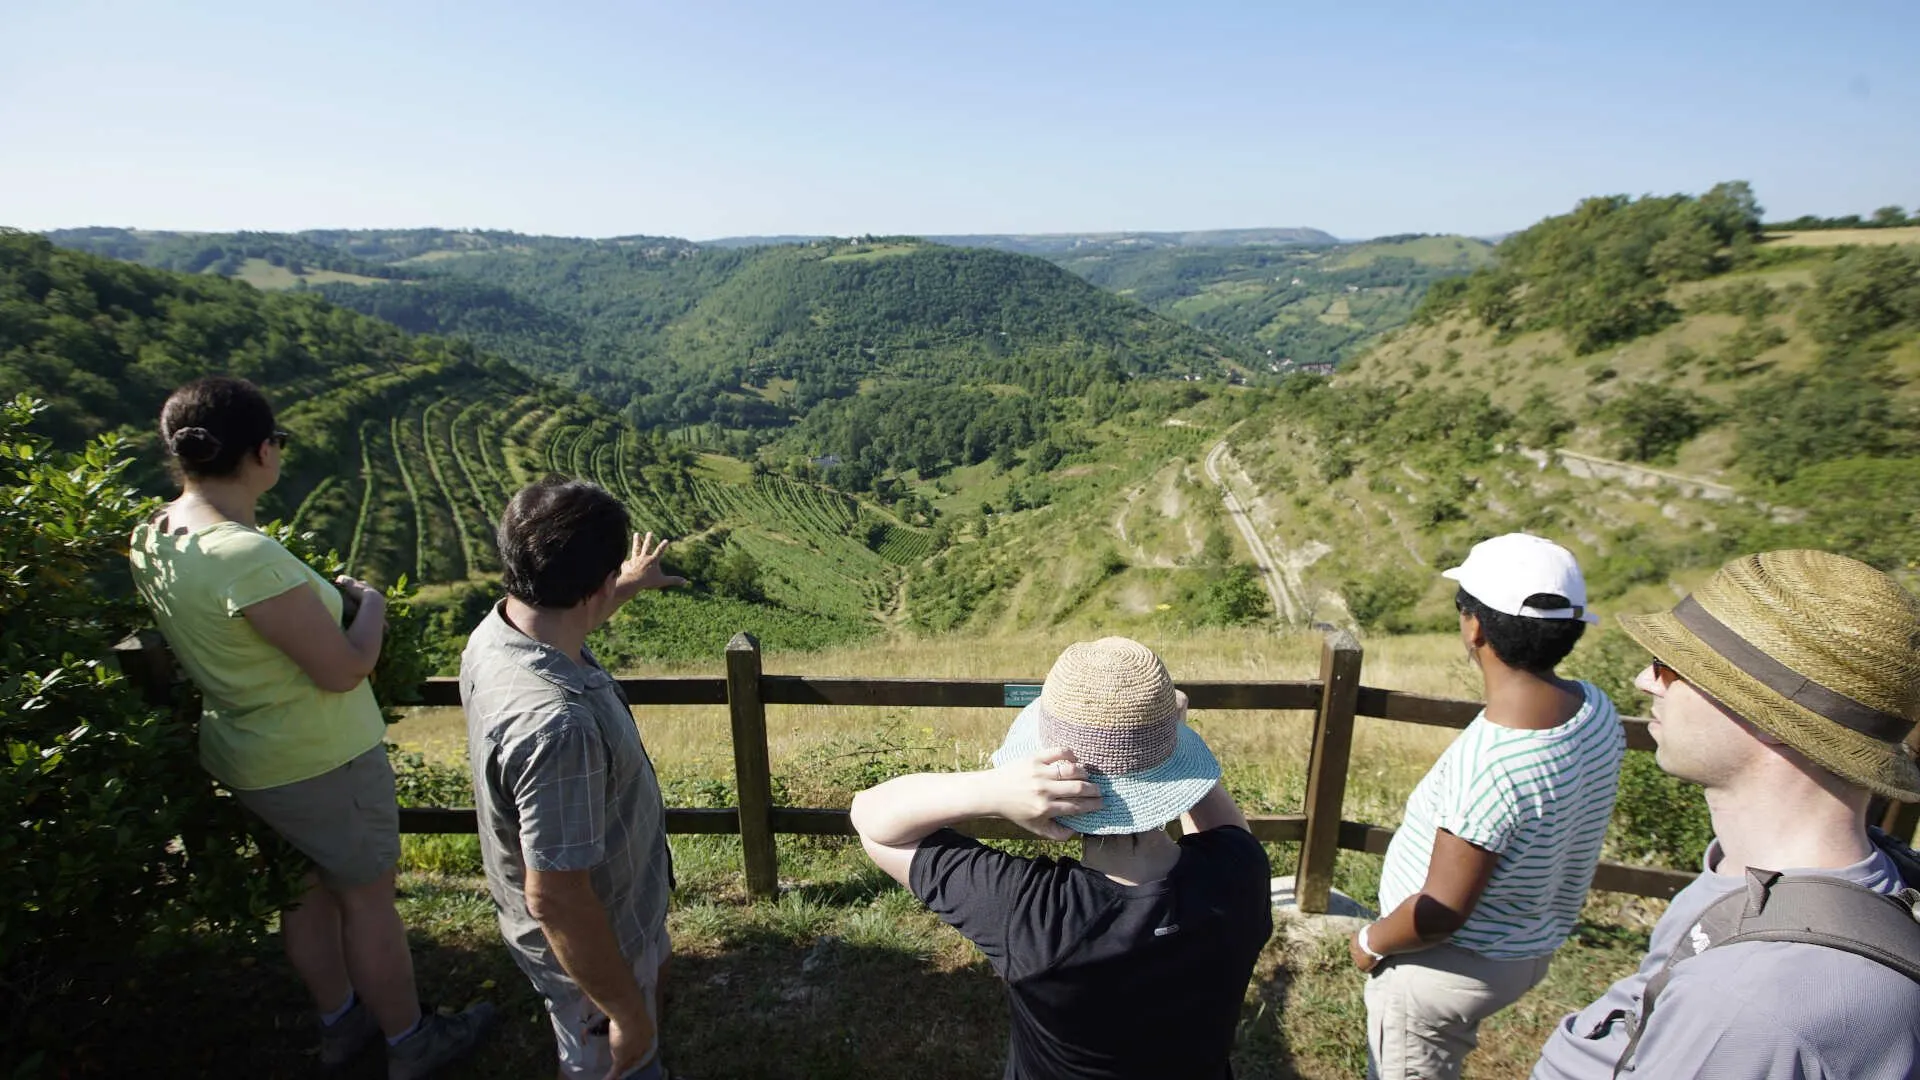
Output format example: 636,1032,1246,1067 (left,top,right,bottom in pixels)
0,231,946,656
50,228,1240,435
1211,181,1920,634
924,226,1339,254
37,184,1917,653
